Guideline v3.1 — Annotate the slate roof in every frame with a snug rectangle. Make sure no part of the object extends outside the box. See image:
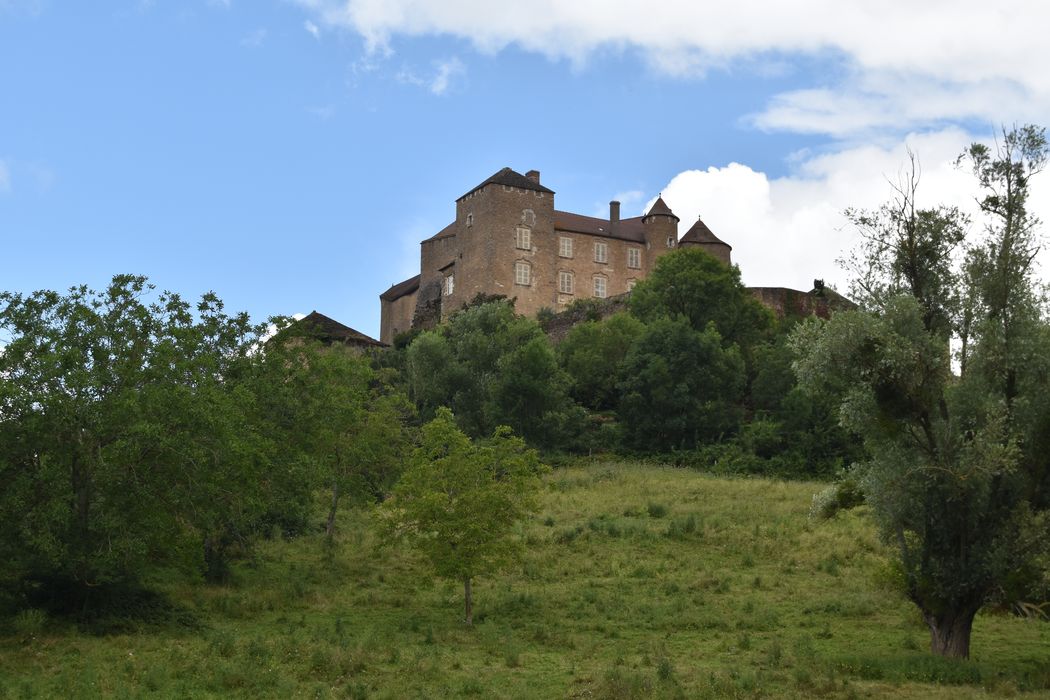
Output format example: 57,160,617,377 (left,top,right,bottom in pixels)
458,167,555,200
679,217,731,249
294,311,387,347
642,196,679,222
423,221,456,243
379,274,421,302
554,211,647,243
